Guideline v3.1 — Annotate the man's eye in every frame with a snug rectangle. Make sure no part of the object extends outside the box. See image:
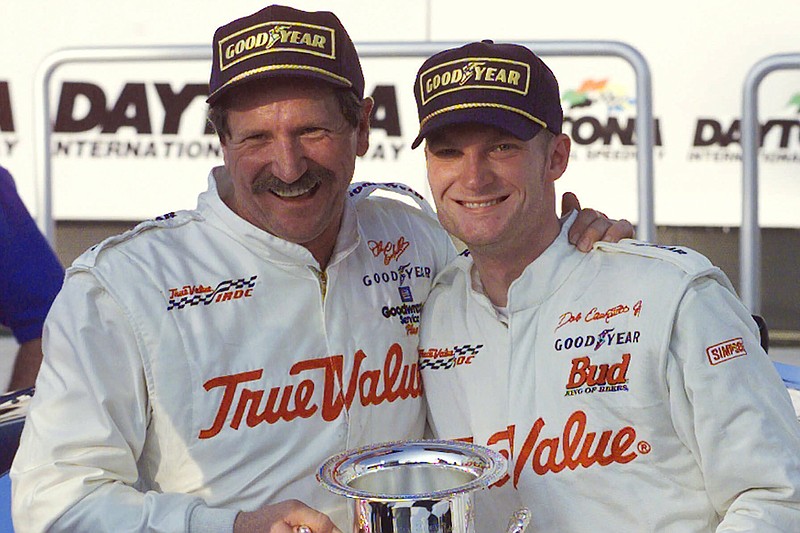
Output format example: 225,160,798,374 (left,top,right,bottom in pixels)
235,133,266,144
432,148,460,158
